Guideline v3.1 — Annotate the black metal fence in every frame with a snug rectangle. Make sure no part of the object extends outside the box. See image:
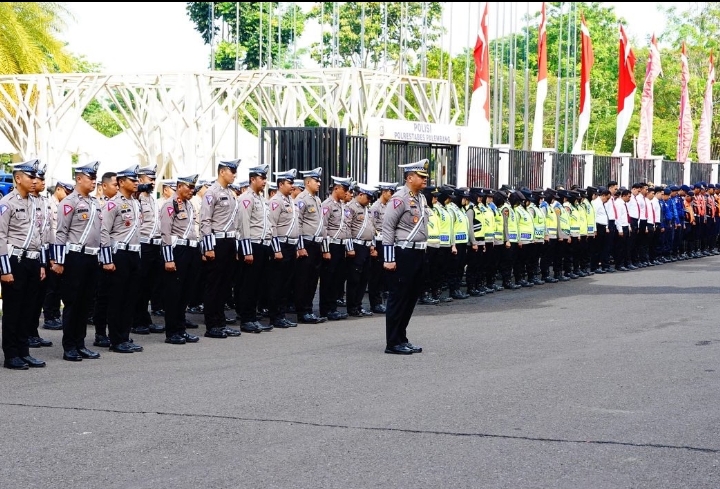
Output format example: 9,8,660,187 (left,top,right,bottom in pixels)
508,150,544,189
661,160,684,186
466,146,500,189
629,158,654,185
379,141,457,187
344,135,368,184
593,155,622,188
552,153,585,189
690,162,712,184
